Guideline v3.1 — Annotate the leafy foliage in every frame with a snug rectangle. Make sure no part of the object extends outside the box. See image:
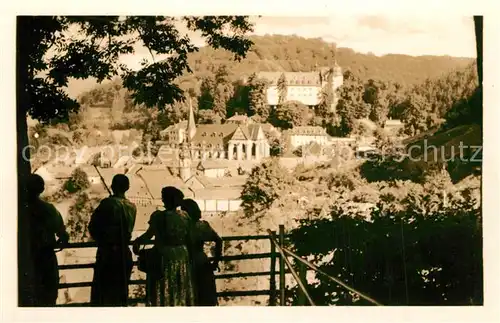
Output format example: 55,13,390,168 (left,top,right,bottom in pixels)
359,156,430,184
186,34,473,86
73,34,477,138
240,158,296,220
277,73,288,105
266,131,286,157
64,168,91,194
270,100,312,129
246,73,270,121
288,184,482,306
21,16,254,124
66,192,100,242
